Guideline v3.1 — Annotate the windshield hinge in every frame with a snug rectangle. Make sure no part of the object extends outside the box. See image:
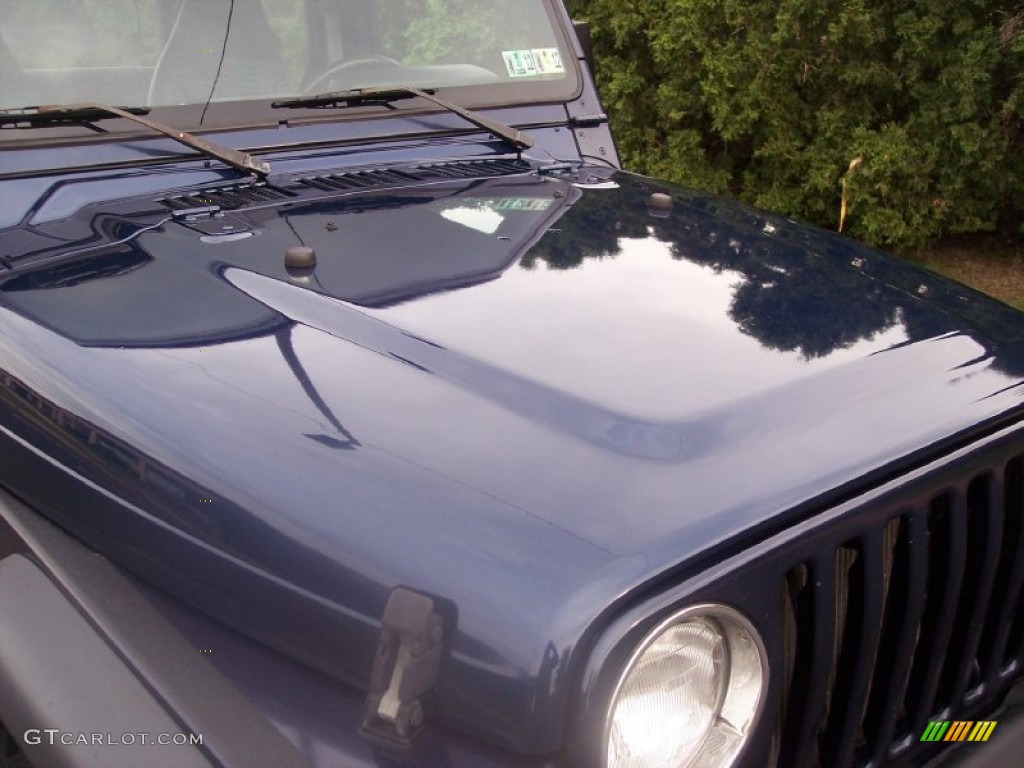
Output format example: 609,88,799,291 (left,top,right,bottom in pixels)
538,161,577,176
363,587,445,743
568,113,609,129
